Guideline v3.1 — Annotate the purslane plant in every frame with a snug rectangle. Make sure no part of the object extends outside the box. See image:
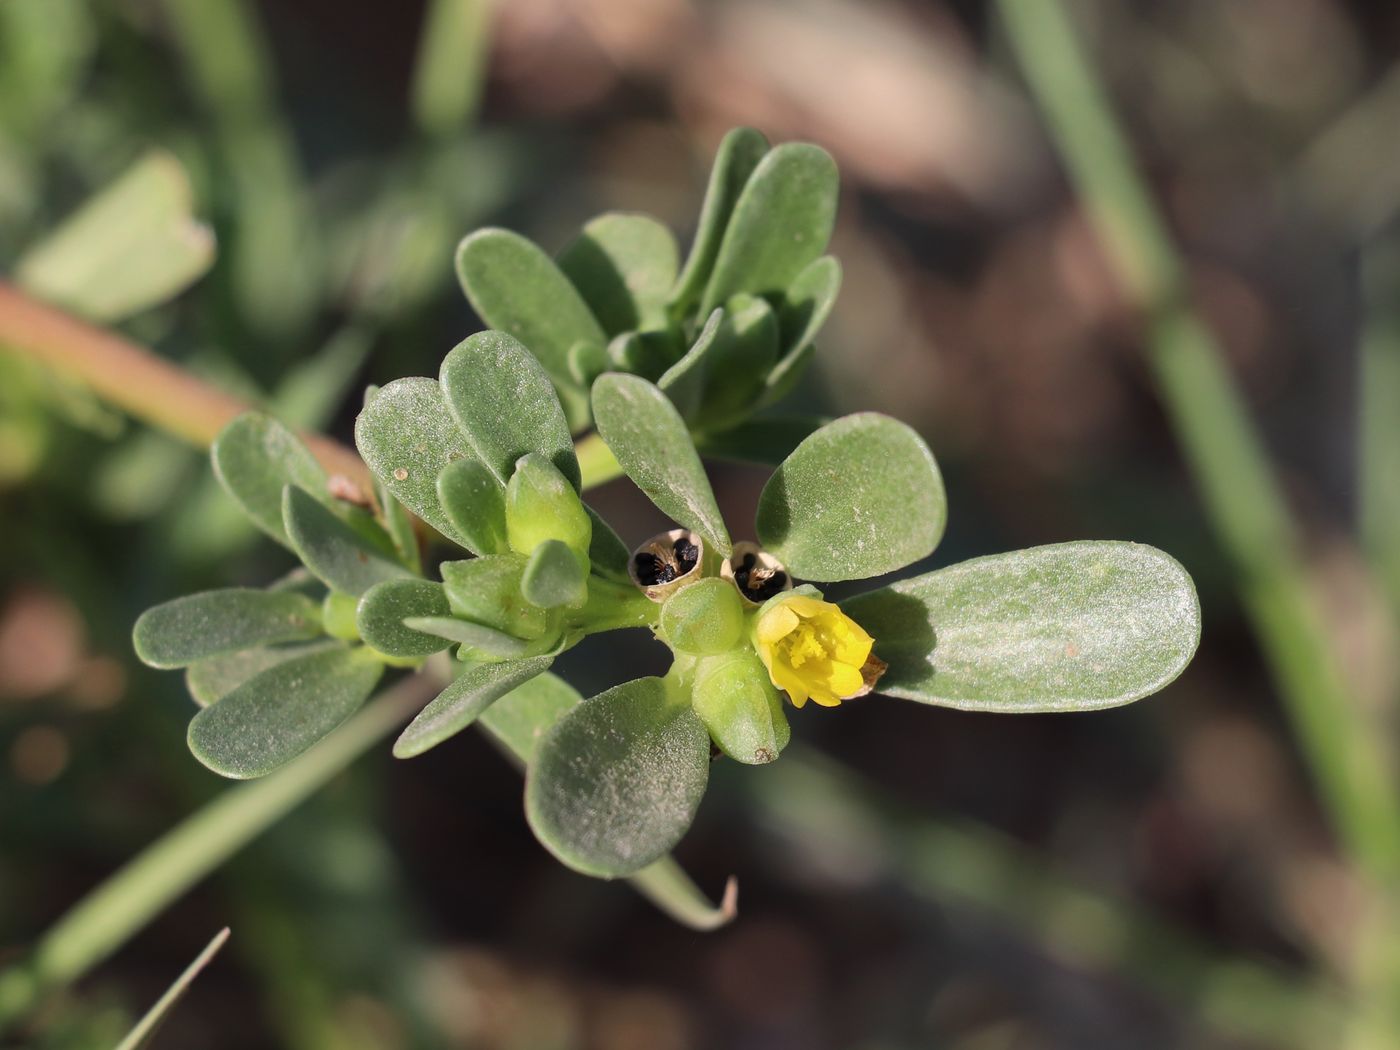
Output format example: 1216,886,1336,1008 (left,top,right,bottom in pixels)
133,129,1201,885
